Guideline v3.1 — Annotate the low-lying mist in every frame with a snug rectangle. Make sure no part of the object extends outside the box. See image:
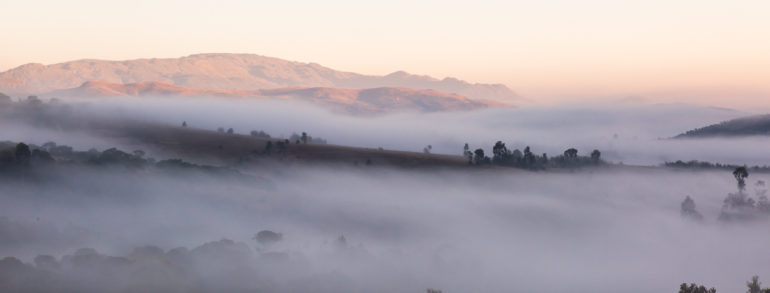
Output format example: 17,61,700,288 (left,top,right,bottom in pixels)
3,96,770,292
19,96,766,166
1,159,769,292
